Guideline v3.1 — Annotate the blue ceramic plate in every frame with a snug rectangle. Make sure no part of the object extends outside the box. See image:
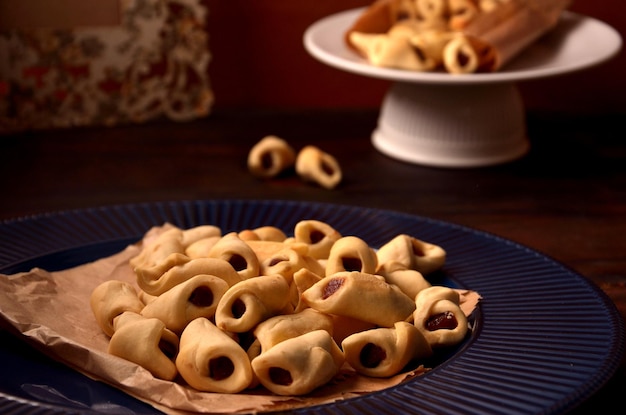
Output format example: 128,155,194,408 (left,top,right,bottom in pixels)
0,200,623,414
